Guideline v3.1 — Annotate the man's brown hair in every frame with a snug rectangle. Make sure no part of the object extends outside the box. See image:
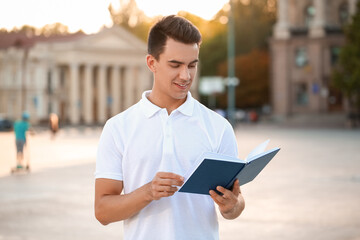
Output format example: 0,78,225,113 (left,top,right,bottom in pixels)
147,15,202,60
